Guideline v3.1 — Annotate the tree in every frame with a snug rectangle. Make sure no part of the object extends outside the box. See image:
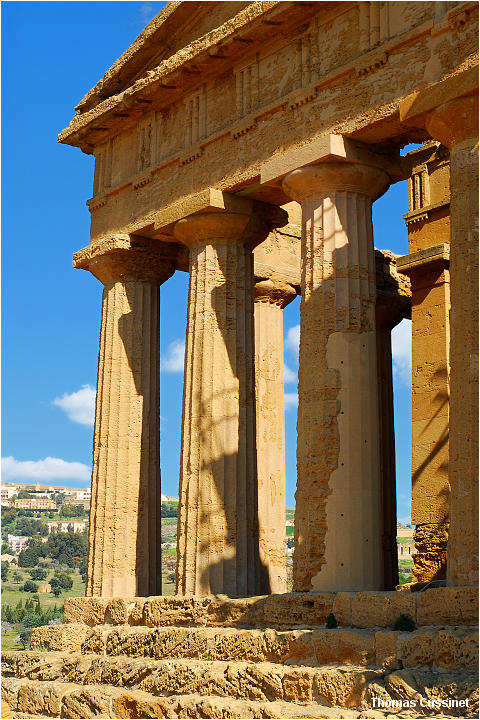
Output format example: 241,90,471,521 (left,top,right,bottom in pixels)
60,504,84,518
17,488,33,499
23,611,44,628
30,568,47,581
54,571,73,590
13,516,48,537
13,571,22,583
49,577,62,597
1,561,9,582
16,628,32,649
23,580,38,593
1,541,9,553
